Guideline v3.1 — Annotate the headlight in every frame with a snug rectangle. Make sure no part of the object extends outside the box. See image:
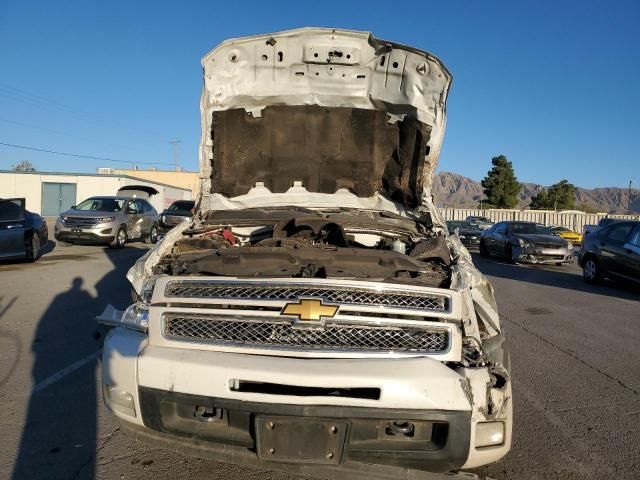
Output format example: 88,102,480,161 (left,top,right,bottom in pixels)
58,215,67,224
459,235,466,239
517,238,525,247
120,303,149,332
95,216,115,224
97,302,149,332
567,242,574,250
161,215,166,223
